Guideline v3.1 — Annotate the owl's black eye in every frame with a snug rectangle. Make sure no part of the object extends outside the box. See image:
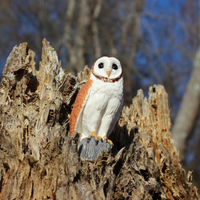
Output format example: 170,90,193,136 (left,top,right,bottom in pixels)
98,63,104,69
112,64,118,70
